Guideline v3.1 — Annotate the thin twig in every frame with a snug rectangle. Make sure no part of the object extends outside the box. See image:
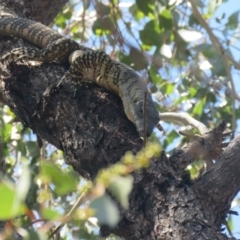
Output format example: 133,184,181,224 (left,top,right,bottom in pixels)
26,219,46,228
143,91,147,146
48,192,87,239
